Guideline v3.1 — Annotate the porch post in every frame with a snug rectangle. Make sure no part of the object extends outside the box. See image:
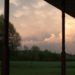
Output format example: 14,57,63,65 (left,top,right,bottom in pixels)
61,0,66,75
2,0,10,75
